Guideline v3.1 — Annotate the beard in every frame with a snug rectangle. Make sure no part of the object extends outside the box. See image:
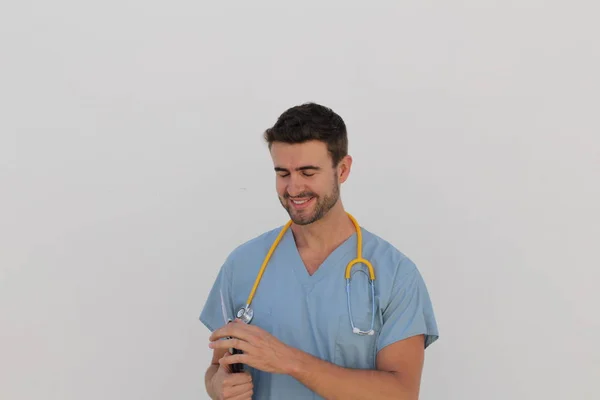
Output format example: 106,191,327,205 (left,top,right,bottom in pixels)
279,178,340,226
